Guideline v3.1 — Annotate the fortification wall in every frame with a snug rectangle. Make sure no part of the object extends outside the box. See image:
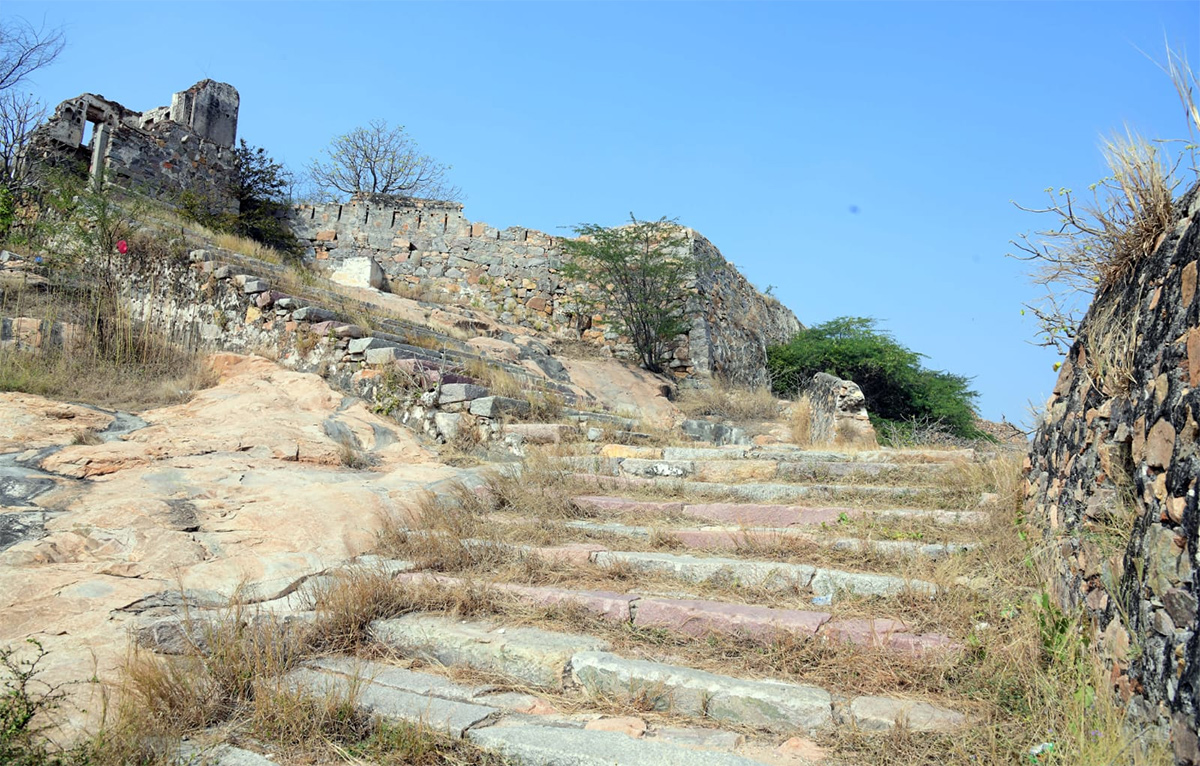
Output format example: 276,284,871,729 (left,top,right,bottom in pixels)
288,197,801,386
1026,182,1200,763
